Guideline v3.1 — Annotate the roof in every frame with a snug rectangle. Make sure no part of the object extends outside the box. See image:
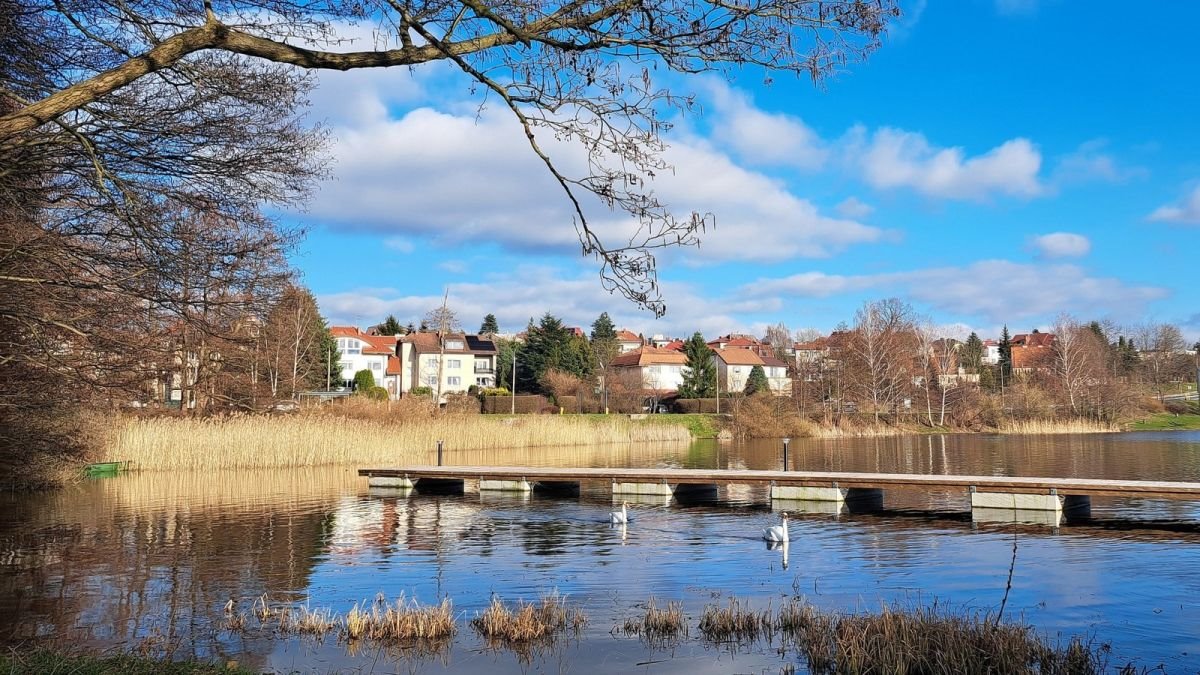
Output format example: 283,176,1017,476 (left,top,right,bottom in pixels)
760,355,790,368
707,335,759,349
330,326,397,355
615,329,642,343
386,355,401,375
401,332,497,355
794,338,829,351
330,325,360,338
715,349,764,366
611,346,688,367
663,339,685,351
1012,332,1055,348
